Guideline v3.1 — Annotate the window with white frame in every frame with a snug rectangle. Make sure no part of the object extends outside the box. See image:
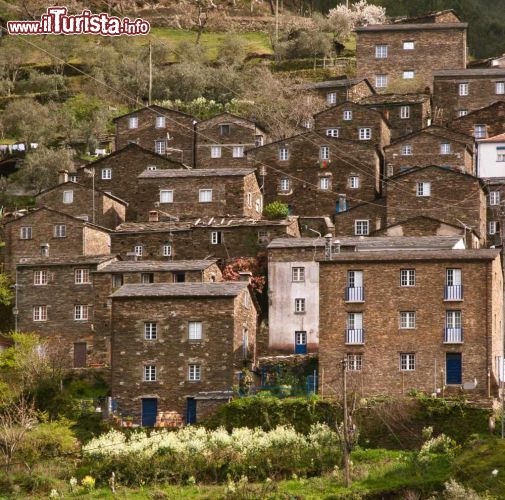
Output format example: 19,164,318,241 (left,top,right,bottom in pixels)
375,44,388,58
346,353,363,371
33,305,47,322
400,311,416,329
40,244,49,257
255,135,264,147
403,41,415,50
489,221,499,234
33,270,48,286
188,321,203,340
400,353,416,371
62,190,73,204
401,144,413,156
258,230,269,243
199,189,213,203
141,273,154,284
53,224,66,238
497,152,505,162
233,146,245,158
211,231,223,244
375,75,388,88
292,267,305,282
246,192,253,208
155,140,166,155
255,198,262,213
74,305,89,321
496,82,505,95
446,310,462,329
211,146,222,158
490,191,500,206
320,146,330,160
326,92,337,104
474,125,487,139
349,176,359,189
144,365,156,381
279,147,289,161
134,245,143,257
280,178,290,191
20,226,32,240
400,269,416,287
359,128,372,140
101,168,112,180
459,83,469,96
188,364,201,381
155,116,166,128
326,128,339,137
320,177,330,190
403,70,415,80
144,322,157,340
440,143,452,155
400,106,410,119
416,182,431,197
343,110,352,121
458,109,468,117
162,244,172,257
160,190,173,203
355,220,369,236
128,116,138,129
75,268,90,284
69,174,77,182
347,312,363,330
294,298,306,313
